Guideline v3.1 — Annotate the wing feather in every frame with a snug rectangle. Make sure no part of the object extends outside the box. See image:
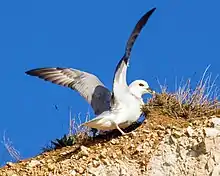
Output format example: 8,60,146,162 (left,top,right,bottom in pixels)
112,8,156,104
26,67,111,115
